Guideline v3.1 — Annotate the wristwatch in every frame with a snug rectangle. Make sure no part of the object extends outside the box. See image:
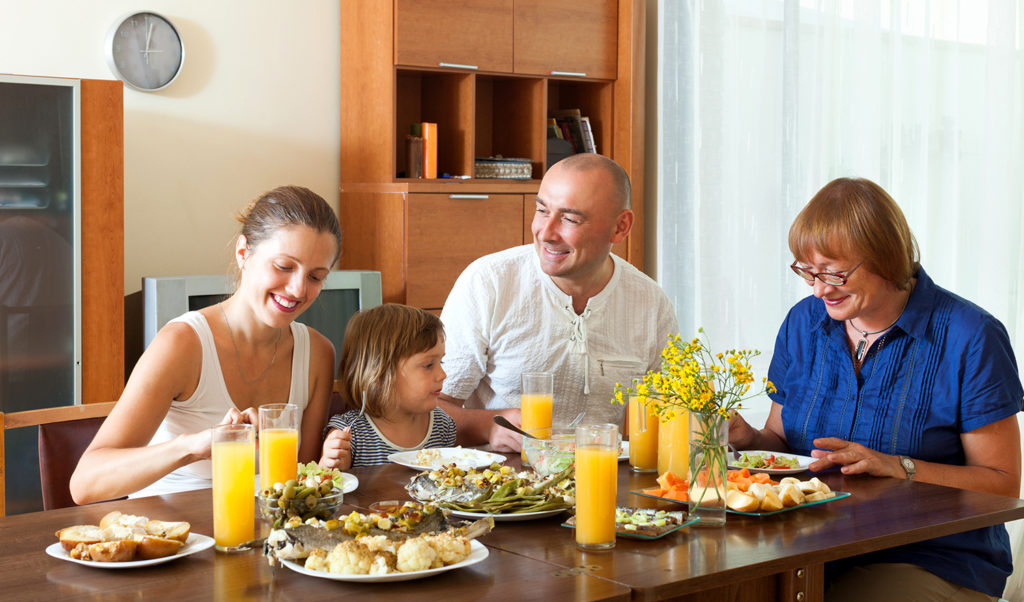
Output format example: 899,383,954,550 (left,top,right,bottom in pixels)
899,455,917,480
